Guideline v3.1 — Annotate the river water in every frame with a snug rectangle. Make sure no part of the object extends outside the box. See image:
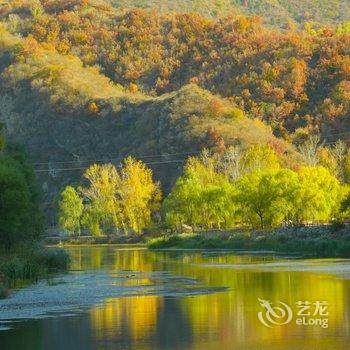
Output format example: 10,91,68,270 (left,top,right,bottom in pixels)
0,246,350,350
